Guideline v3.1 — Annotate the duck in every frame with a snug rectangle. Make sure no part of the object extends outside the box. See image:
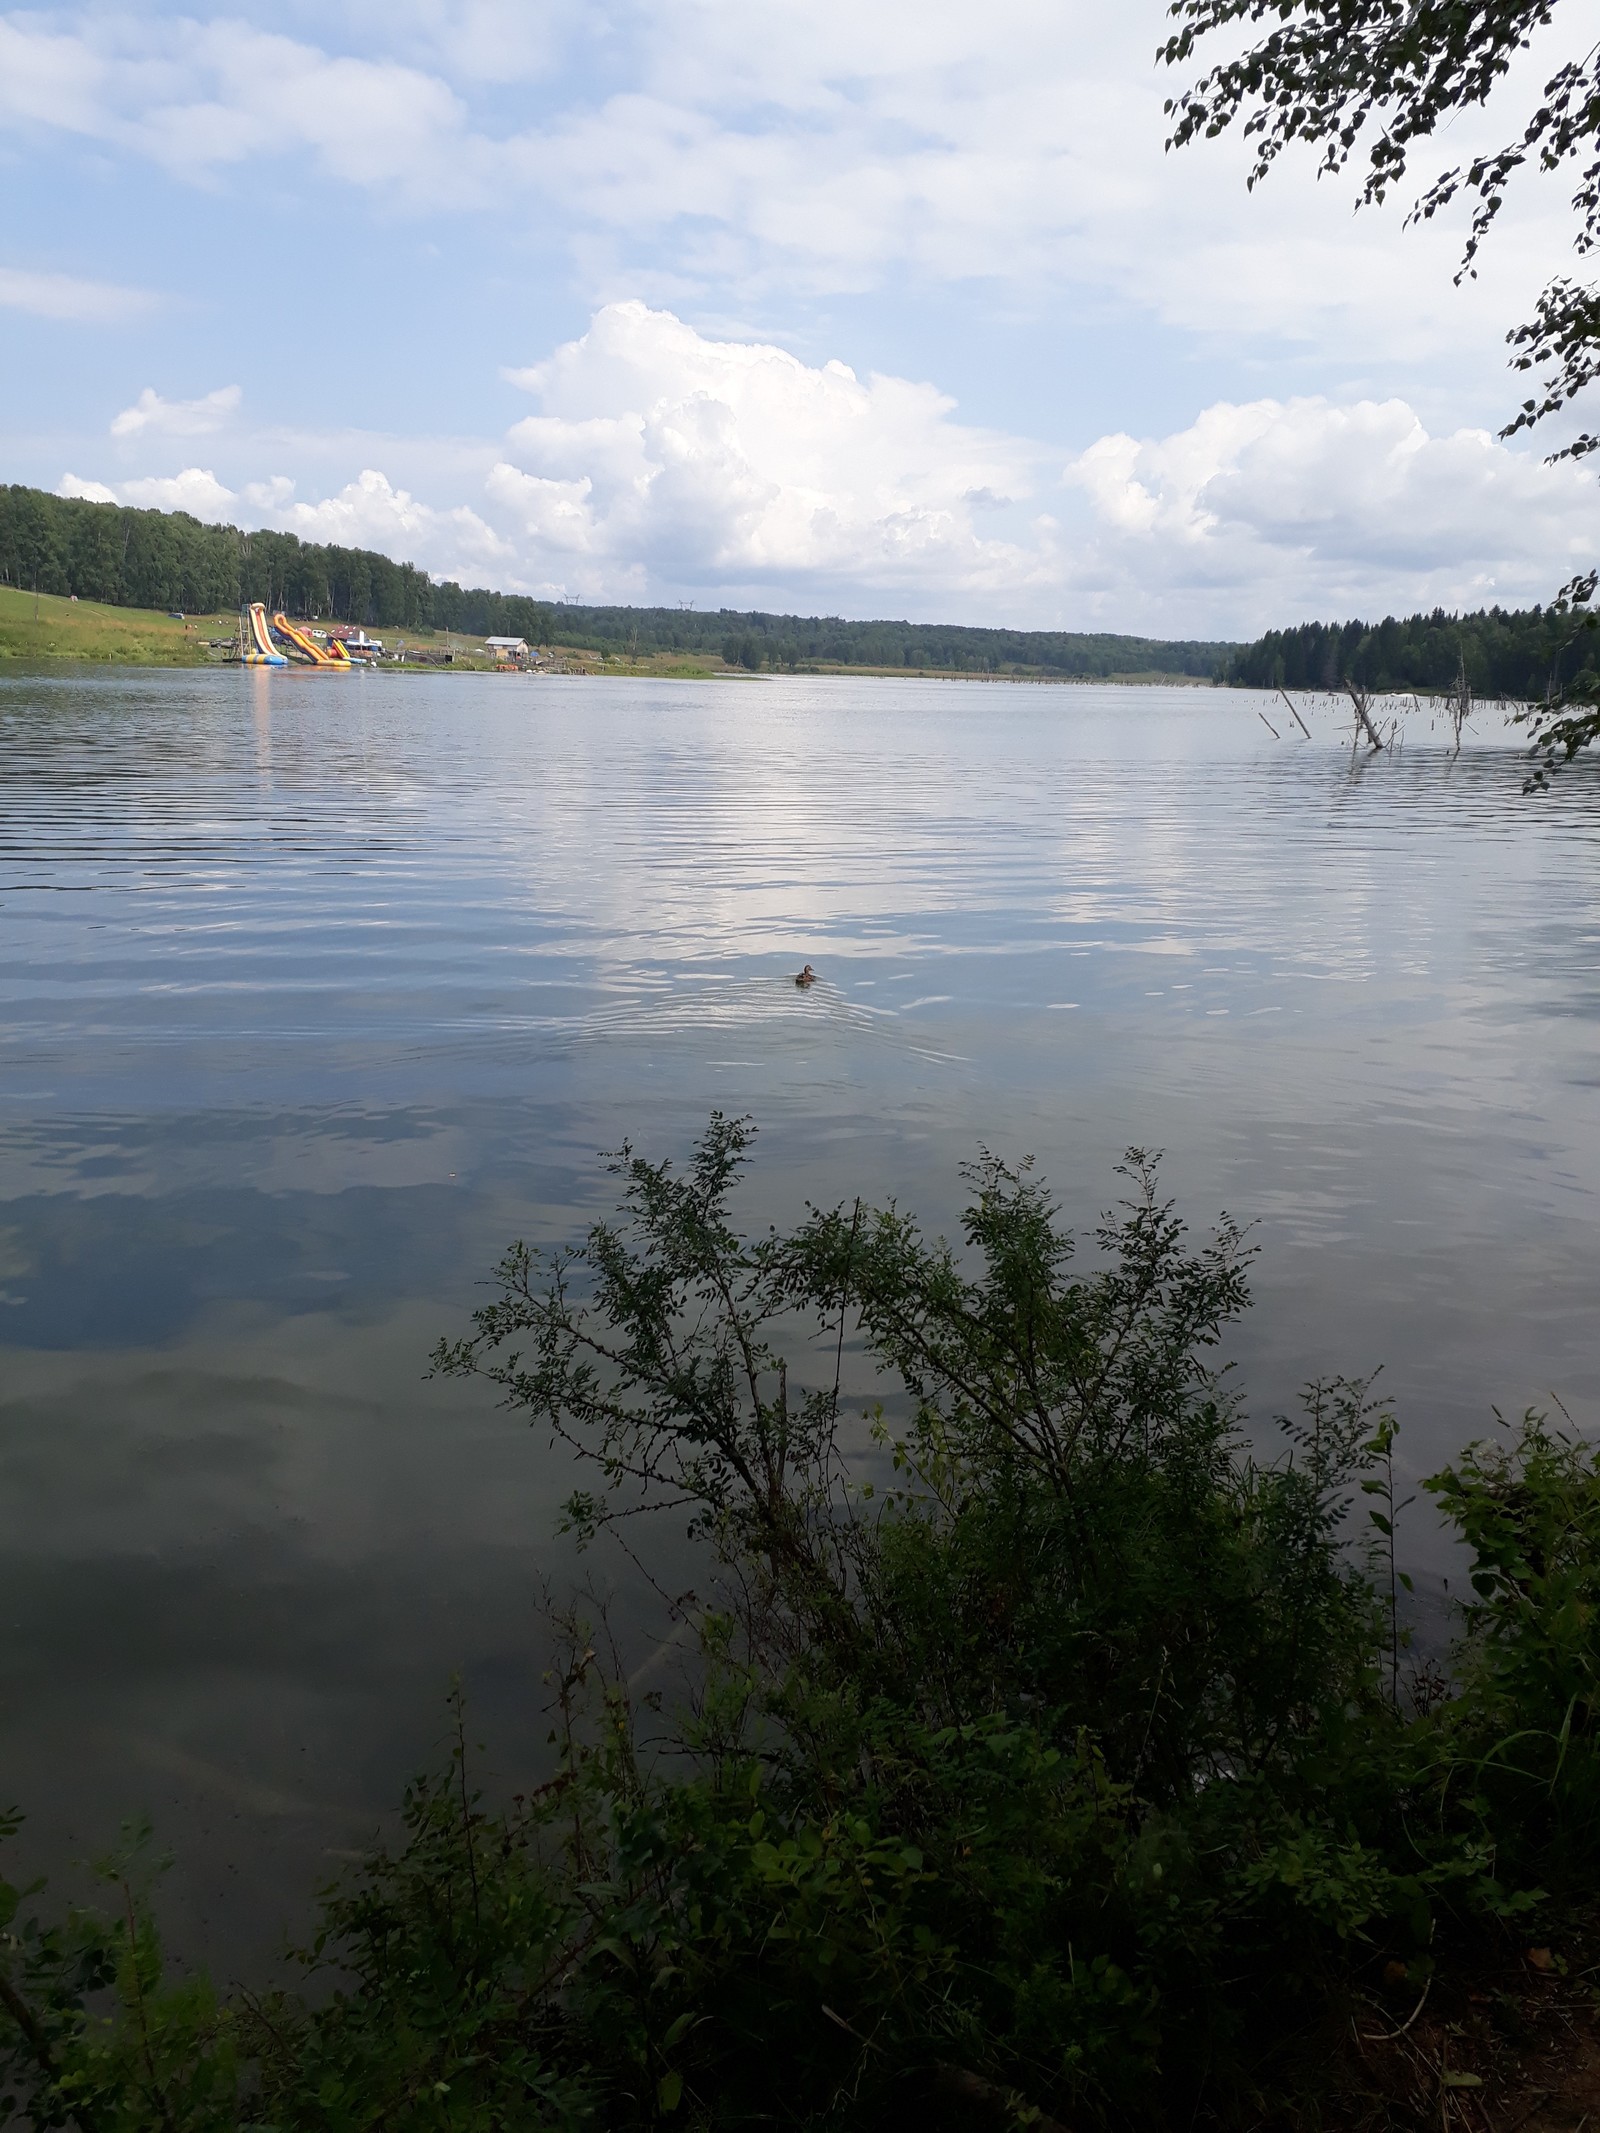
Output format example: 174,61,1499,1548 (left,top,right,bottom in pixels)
794,963,817,988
